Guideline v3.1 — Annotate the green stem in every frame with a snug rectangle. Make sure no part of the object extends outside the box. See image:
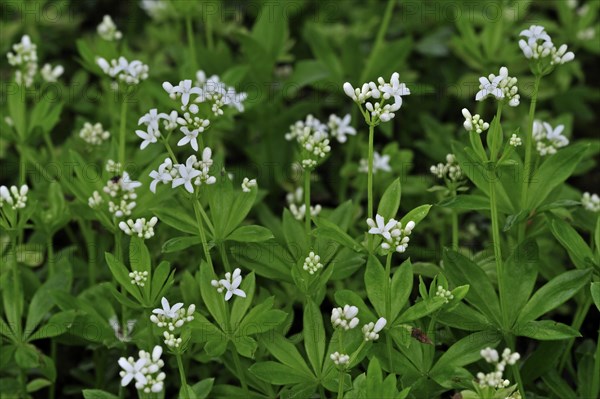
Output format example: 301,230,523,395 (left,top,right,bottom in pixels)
558,295,592,372
304,169,311,241
19,145,27,185
360,0,396,83
43,131,56,161
507,335,526,399
205,13,214,51
118,98,128,167
185,16,198,71
49,339,57,399
591,324,600,399
46,234,55,276
451,209,459,250
367,123,375,252
192,198,213,268
384,253,394,372
175,353,189,397
218,242,232,273
231,348,249,394
337,369,345,399
518,74,542,242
